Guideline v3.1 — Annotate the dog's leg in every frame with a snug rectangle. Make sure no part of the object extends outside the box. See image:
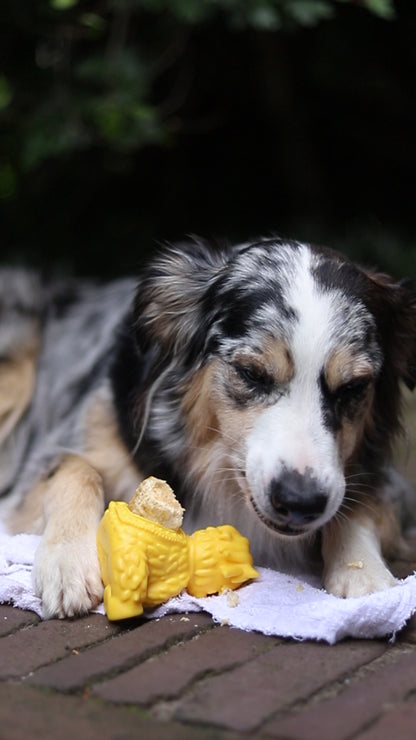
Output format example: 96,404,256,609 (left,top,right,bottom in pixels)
0,350,38,447
32,455,105,619
322,509,397,598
